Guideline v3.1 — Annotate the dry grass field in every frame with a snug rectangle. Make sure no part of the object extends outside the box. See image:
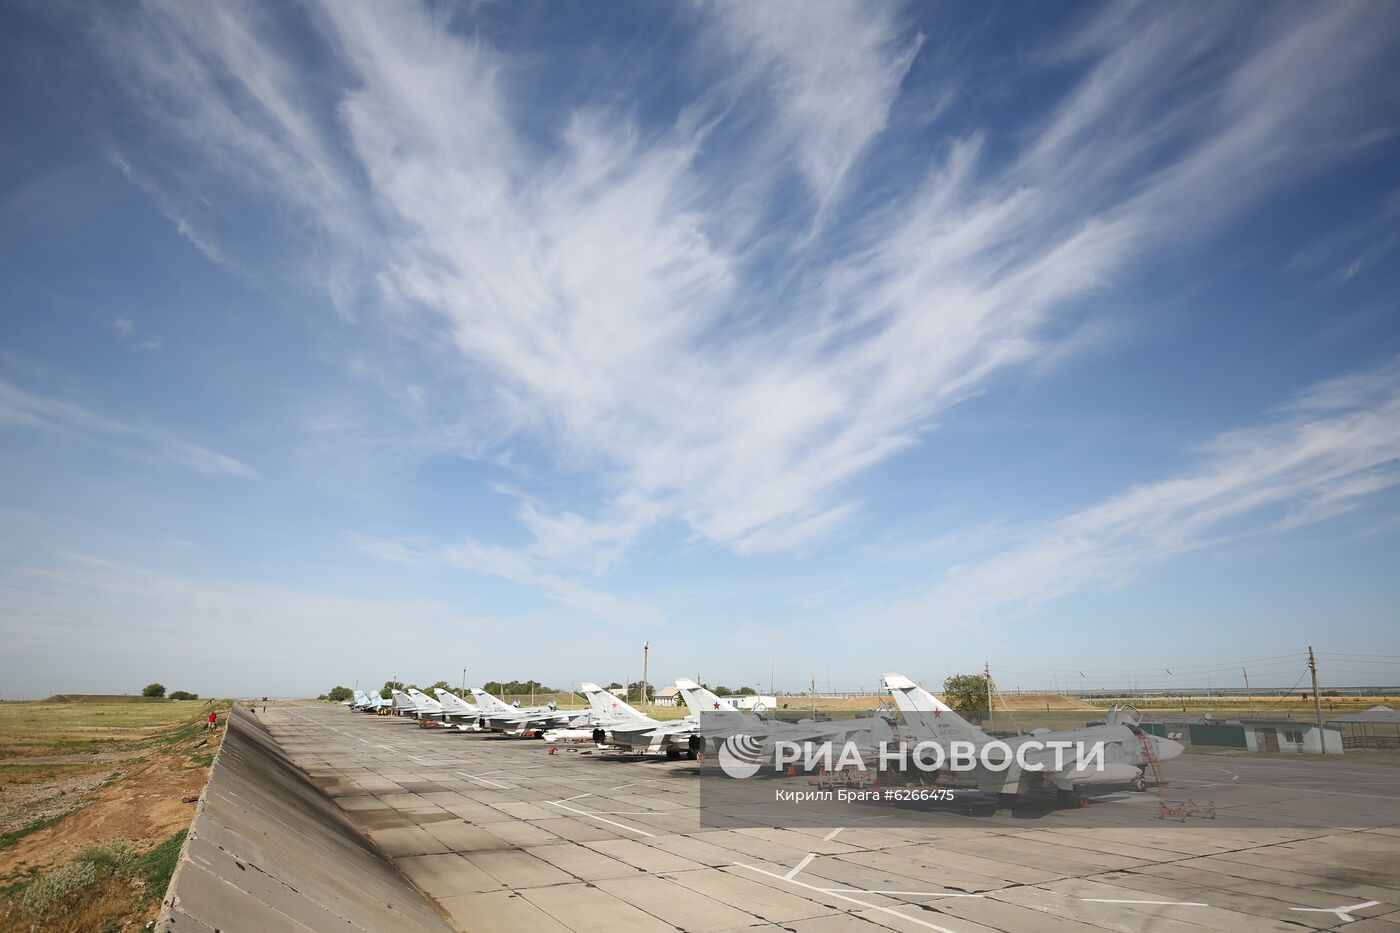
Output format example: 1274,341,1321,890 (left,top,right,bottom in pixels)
0,698,228,932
